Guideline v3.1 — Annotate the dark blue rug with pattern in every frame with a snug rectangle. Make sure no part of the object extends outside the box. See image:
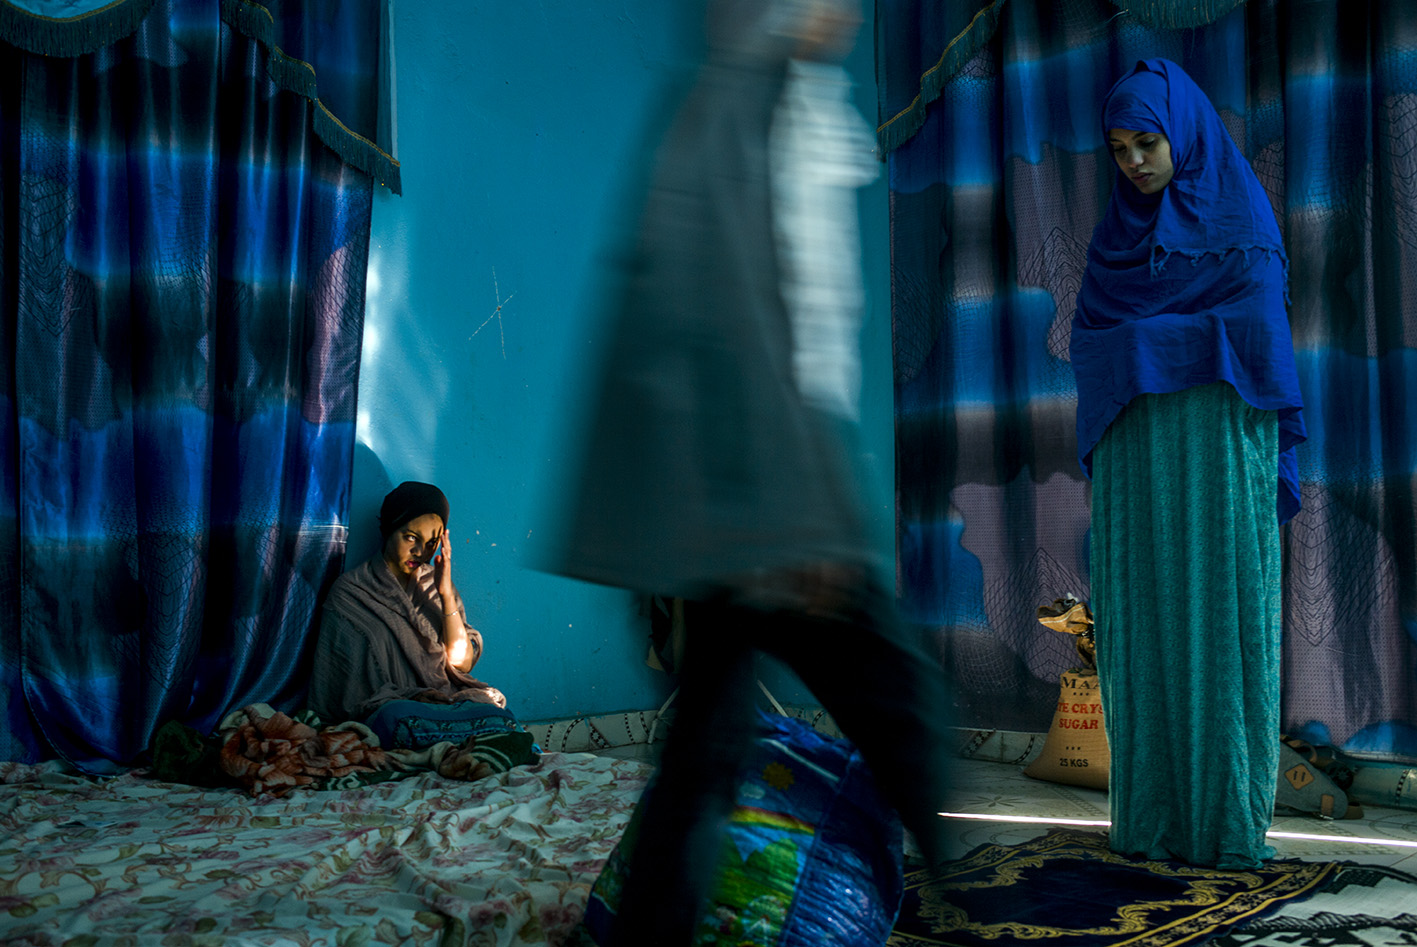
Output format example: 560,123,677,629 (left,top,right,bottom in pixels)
889,828,1342,947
